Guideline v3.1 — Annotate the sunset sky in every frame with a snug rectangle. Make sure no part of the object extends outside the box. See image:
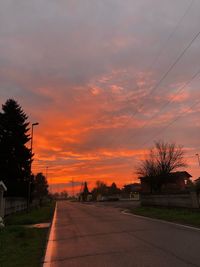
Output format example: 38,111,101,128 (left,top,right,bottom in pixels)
0,0,200,193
